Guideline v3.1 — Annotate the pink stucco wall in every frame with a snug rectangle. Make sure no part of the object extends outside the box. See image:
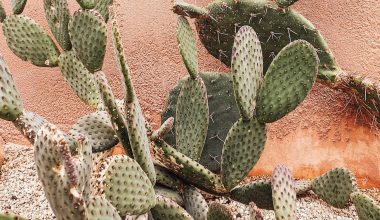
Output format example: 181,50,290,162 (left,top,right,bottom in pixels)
0,0,379,187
